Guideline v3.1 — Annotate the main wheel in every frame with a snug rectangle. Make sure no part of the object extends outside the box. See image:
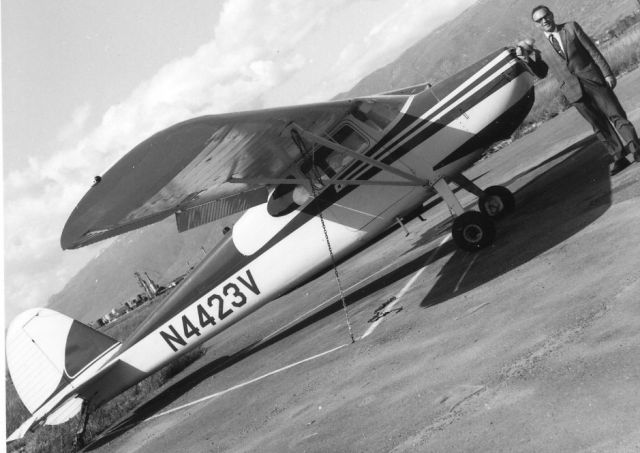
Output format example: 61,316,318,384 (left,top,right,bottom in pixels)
478,185,515,219
451,211,496,251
